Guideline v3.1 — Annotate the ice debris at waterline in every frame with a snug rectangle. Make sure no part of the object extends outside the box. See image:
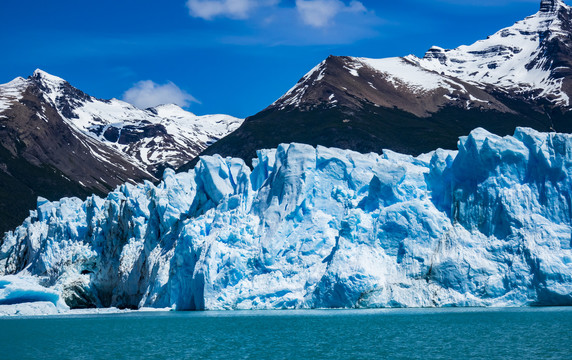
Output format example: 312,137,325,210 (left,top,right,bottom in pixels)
0,276,68,316
1,127,571,312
